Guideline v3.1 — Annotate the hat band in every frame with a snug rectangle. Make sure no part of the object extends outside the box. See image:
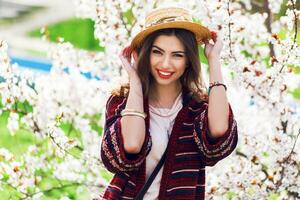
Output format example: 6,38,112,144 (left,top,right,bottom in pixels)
145,16,191,28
